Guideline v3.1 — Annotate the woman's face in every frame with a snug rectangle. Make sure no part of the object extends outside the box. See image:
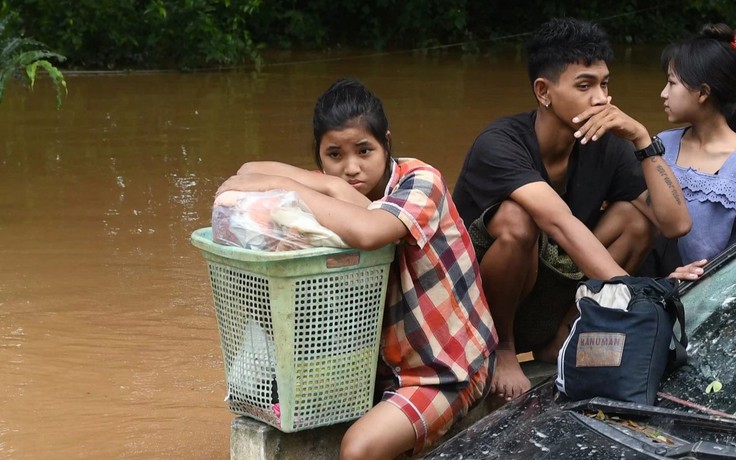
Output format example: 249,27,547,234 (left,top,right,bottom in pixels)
660,66,702,124
318,125,389,201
